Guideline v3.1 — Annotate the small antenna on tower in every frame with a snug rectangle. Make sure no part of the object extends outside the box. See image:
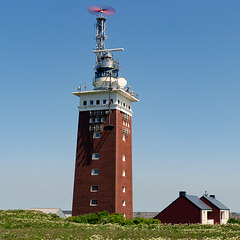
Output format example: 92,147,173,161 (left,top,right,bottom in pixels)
78,82,81,92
